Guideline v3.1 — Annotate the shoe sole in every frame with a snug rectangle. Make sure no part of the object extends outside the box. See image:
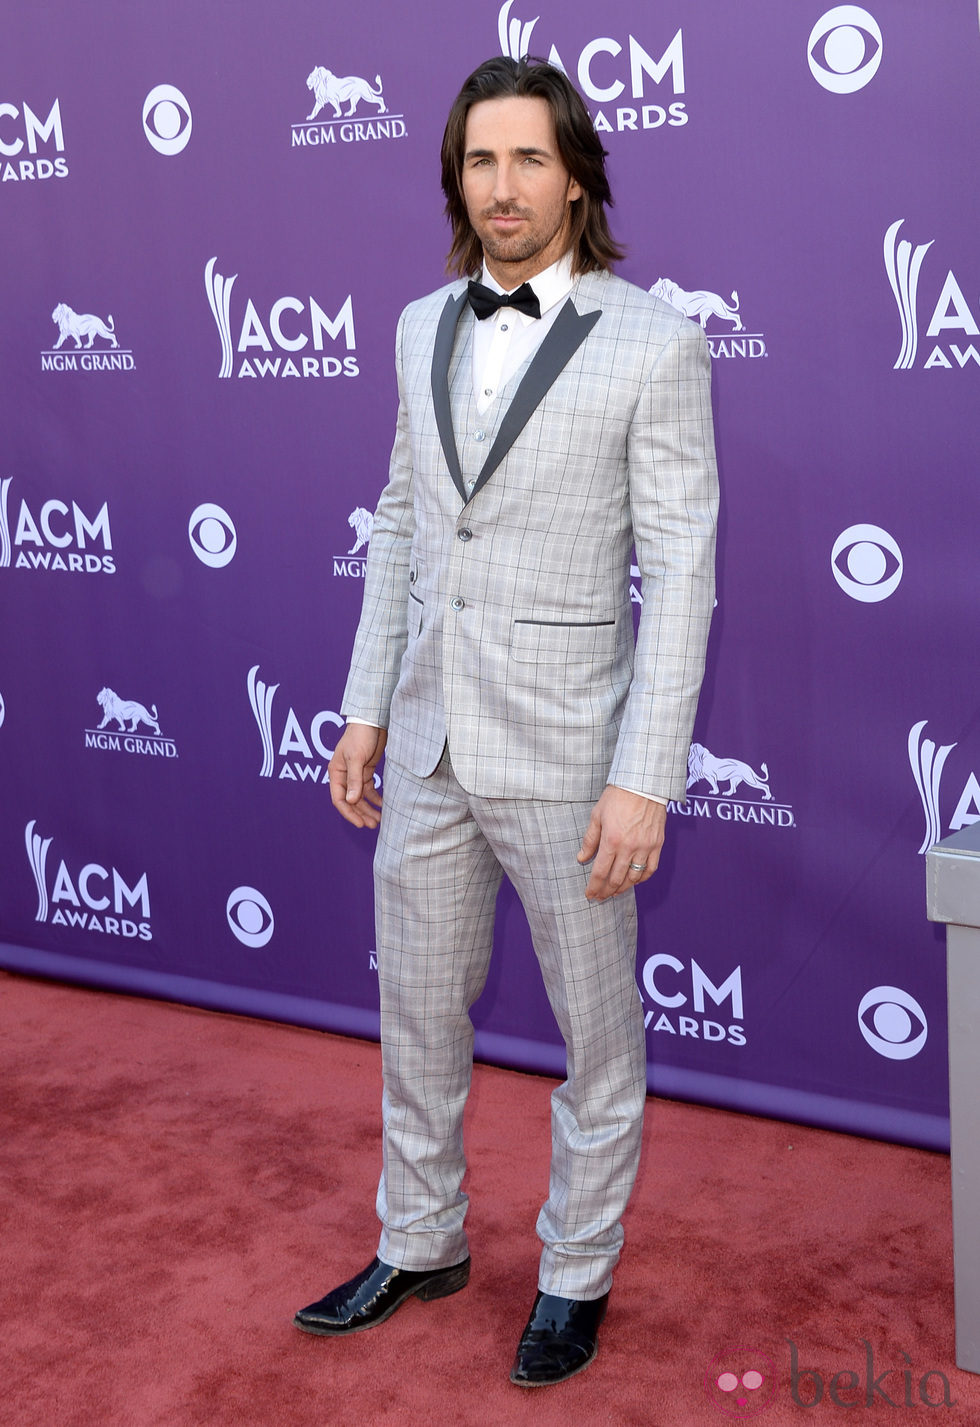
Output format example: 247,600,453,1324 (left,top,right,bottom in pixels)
293,1260,470,1337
